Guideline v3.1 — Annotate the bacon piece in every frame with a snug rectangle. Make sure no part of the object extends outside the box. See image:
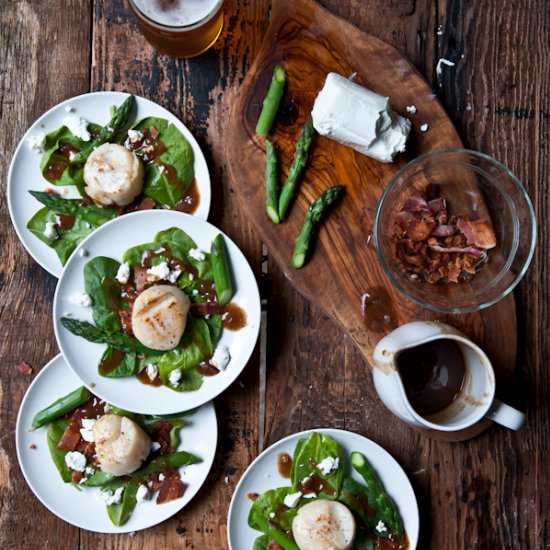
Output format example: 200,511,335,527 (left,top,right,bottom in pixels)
403,193,430,213
457,218,497,249
407,217,436,241
72,470,84,484
267,543,284,550
148,127,160,140
76,440,96,458
118,308,133,336
16,362,33,375
156,469,186,504
149,421,174,455
427,238,484,258
57,419,81,451
432,224,456,237
428,197,446,213
134,266,149,292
